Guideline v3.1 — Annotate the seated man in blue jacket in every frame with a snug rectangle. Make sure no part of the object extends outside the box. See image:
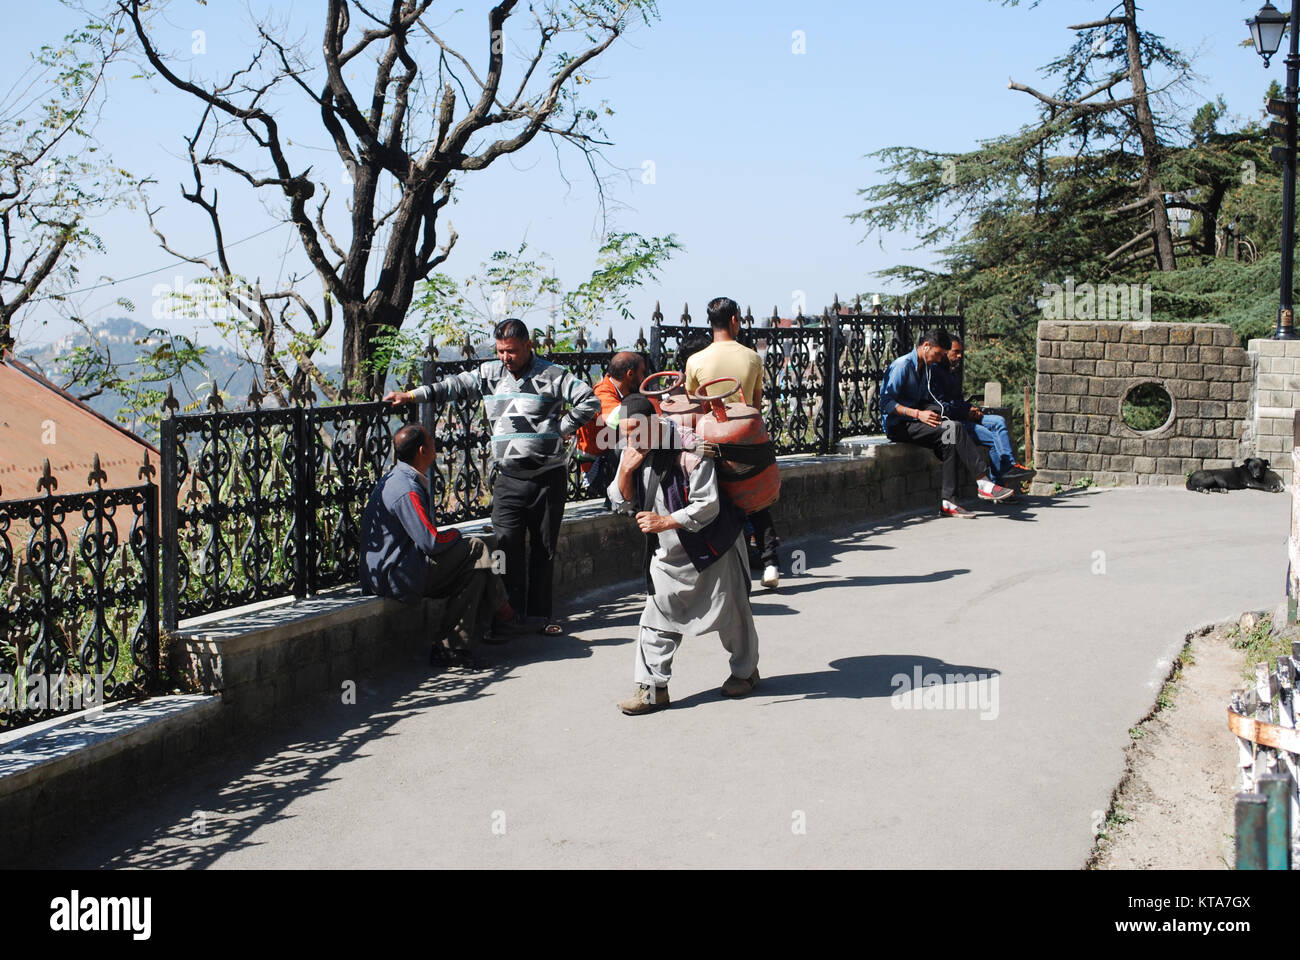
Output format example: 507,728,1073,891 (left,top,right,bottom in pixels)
928,336,1035,485
361,423,512,661
880,328,1014,518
